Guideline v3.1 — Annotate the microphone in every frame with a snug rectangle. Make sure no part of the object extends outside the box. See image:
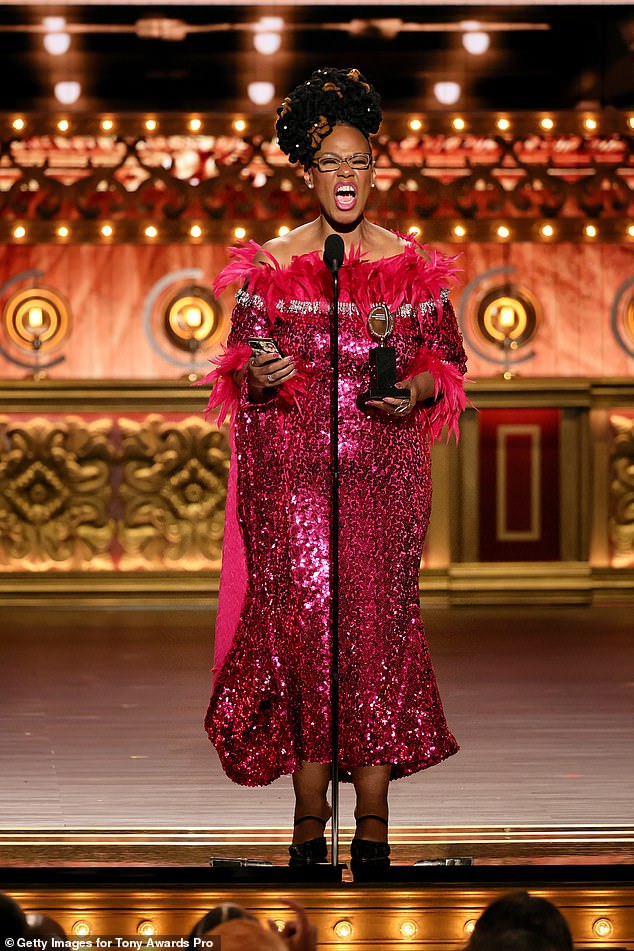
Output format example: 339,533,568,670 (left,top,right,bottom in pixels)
324,234,345,273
